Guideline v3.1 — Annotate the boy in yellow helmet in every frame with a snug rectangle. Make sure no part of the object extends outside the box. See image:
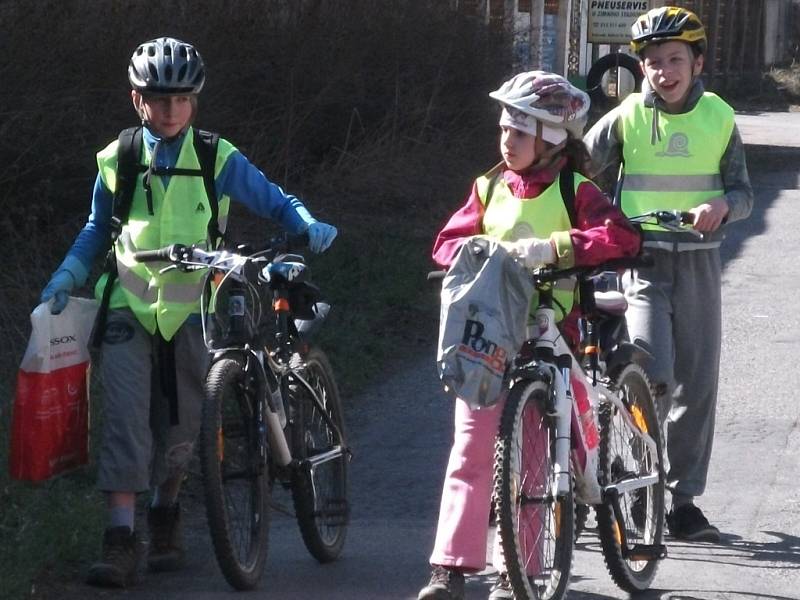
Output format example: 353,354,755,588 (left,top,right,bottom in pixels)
584,6,753,542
